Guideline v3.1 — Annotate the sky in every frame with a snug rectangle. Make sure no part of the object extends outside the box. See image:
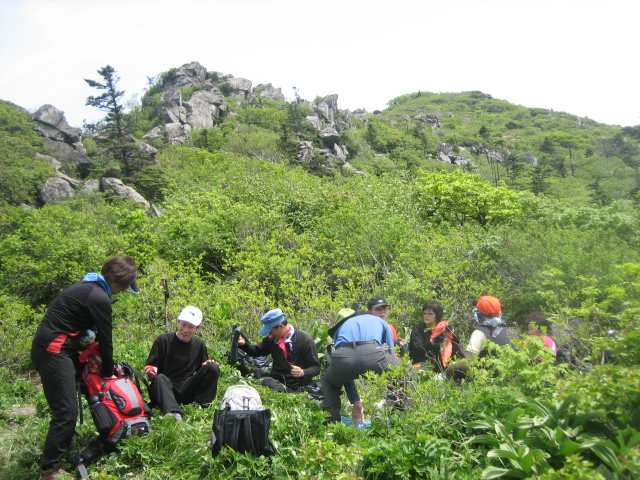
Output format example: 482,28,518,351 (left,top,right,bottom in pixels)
0,0,638,129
